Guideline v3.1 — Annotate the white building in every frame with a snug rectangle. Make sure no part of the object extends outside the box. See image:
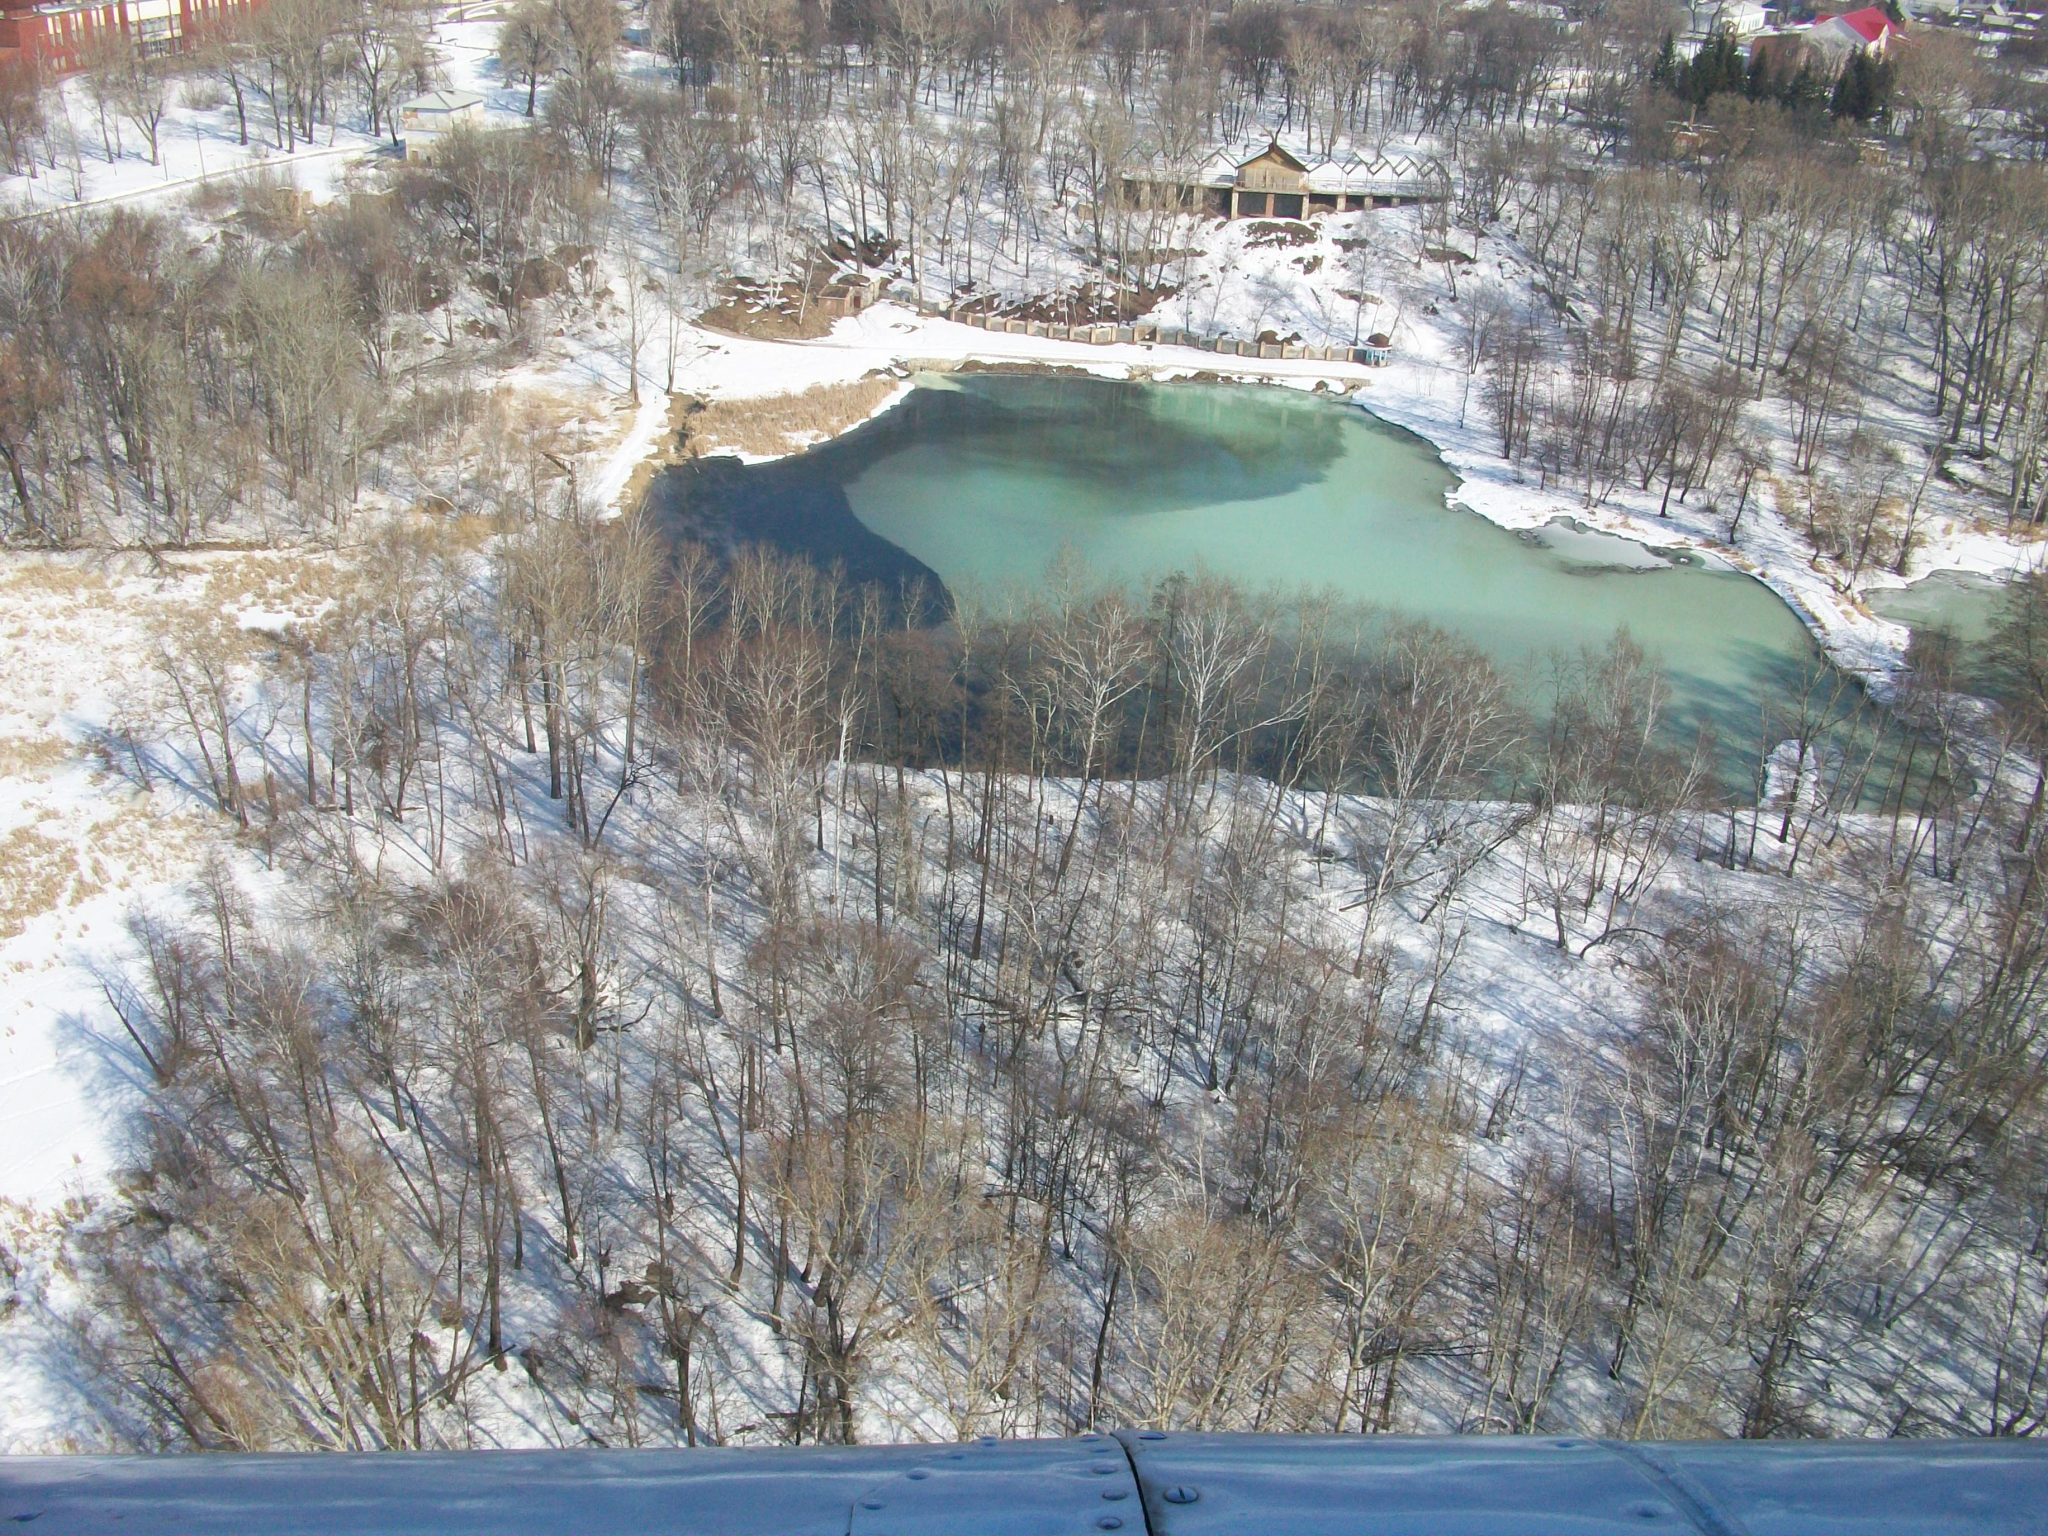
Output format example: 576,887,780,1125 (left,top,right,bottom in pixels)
397,90,486,161
1808,6,1908,61
1691,0,1773,37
